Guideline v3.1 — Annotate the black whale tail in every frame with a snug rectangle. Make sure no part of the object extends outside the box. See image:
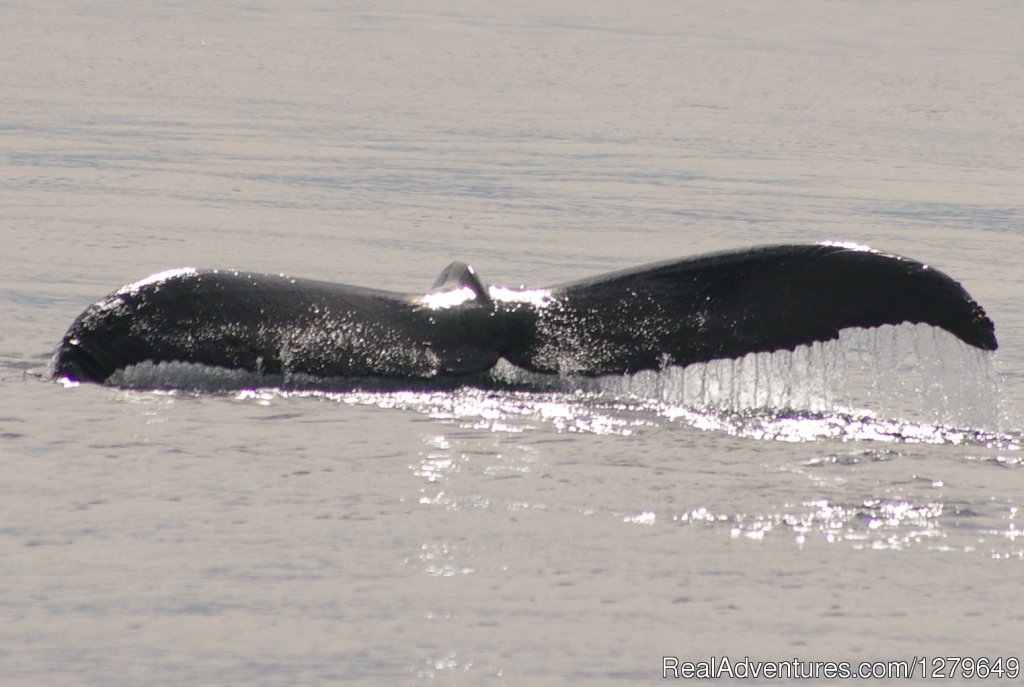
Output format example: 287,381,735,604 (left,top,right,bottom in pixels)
52,244,997,385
